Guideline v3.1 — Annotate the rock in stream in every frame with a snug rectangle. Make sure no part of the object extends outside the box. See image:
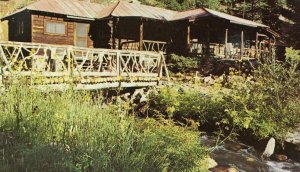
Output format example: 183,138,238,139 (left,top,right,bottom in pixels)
201,136,300,172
